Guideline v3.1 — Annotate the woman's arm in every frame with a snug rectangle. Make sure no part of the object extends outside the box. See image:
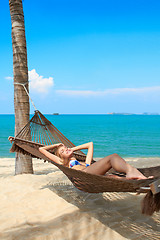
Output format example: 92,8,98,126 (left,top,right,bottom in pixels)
39,143,63,164
71,142,93,165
